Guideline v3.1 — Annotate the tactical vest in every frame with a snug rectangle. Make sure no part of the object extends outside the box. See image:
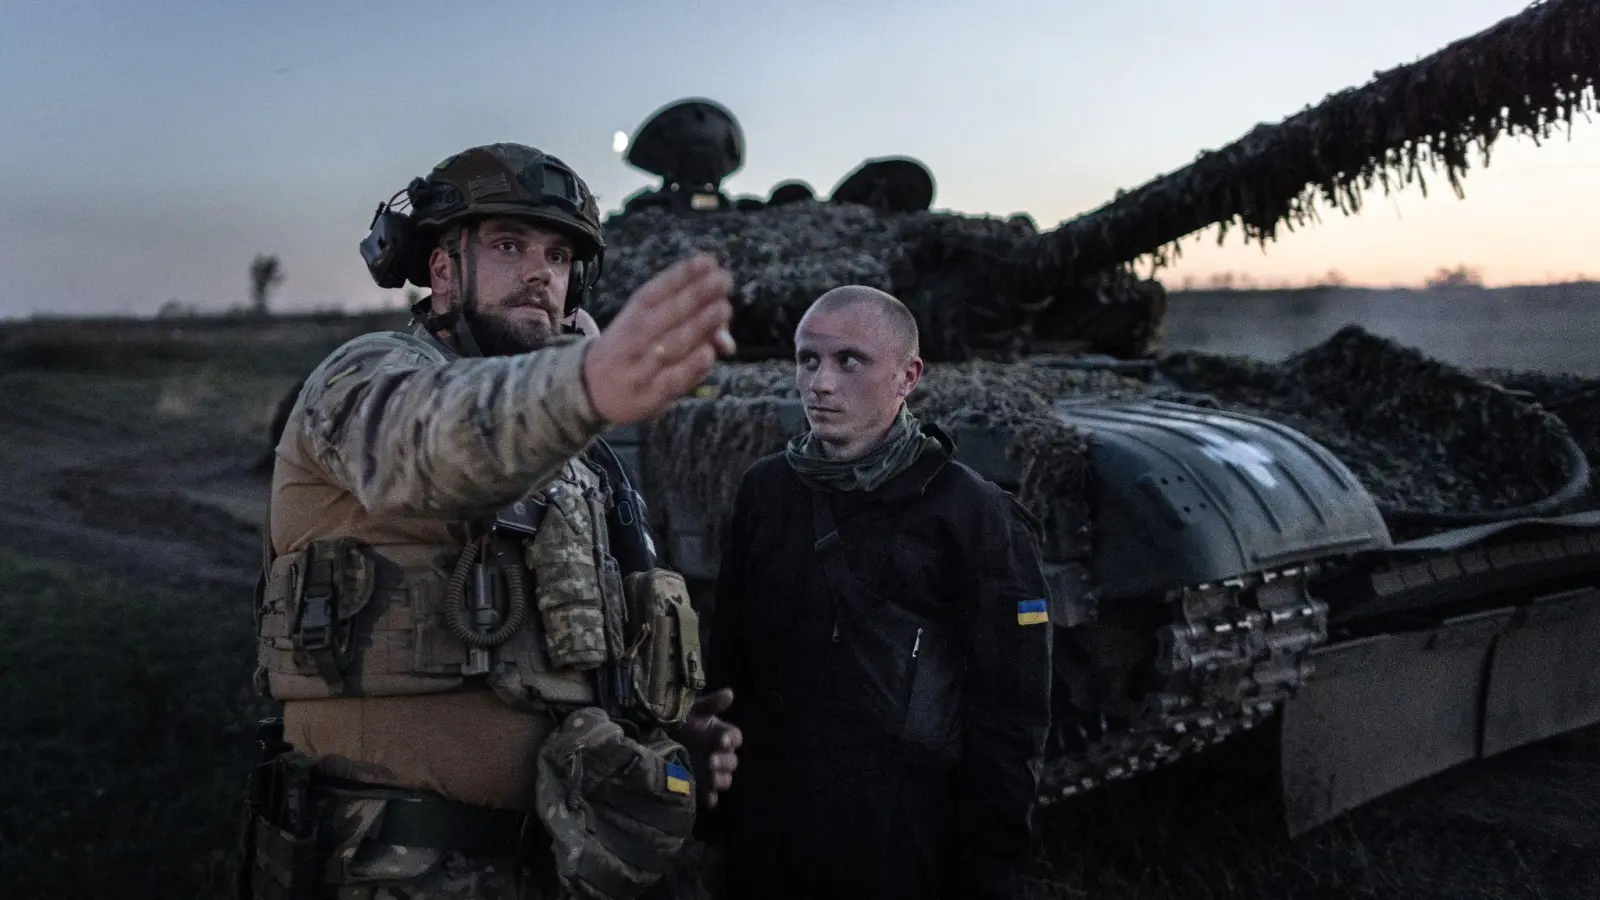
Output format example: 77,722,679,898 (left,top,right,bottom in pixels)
254,346,704,727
